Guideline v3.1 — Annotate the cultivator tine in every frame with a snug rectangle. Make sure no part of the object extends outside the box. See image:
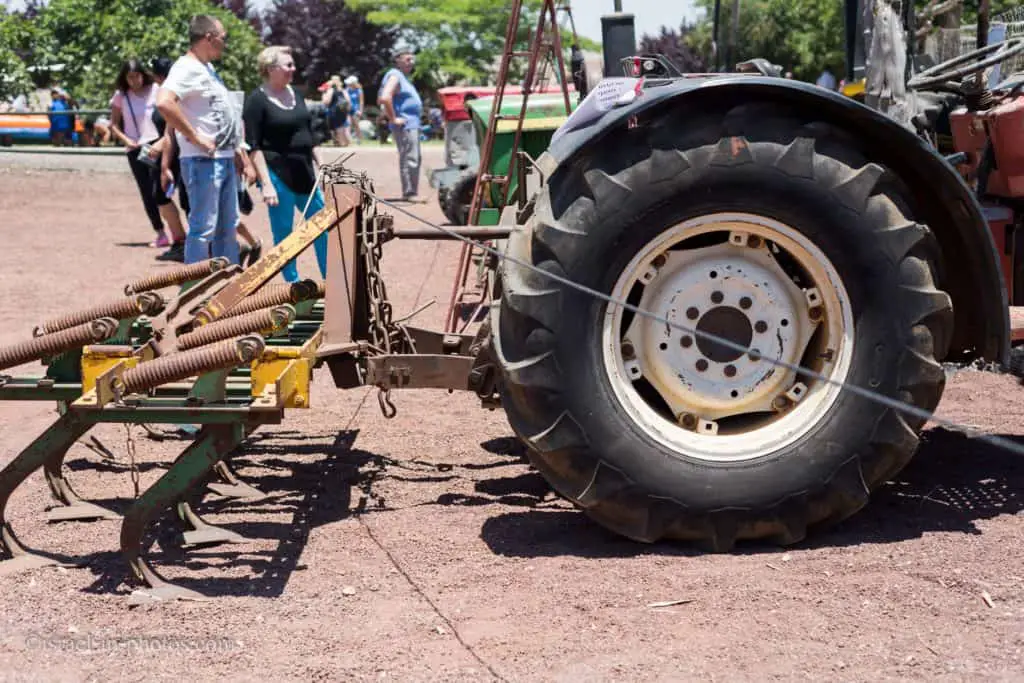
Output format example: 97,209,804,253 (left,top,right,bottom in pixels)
176,500,250,547
207,459,267,501
43,450,120,522
33,292,165,337
123,257,231,295
0,412,92,576
0,318,119,372
121,423,248,604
